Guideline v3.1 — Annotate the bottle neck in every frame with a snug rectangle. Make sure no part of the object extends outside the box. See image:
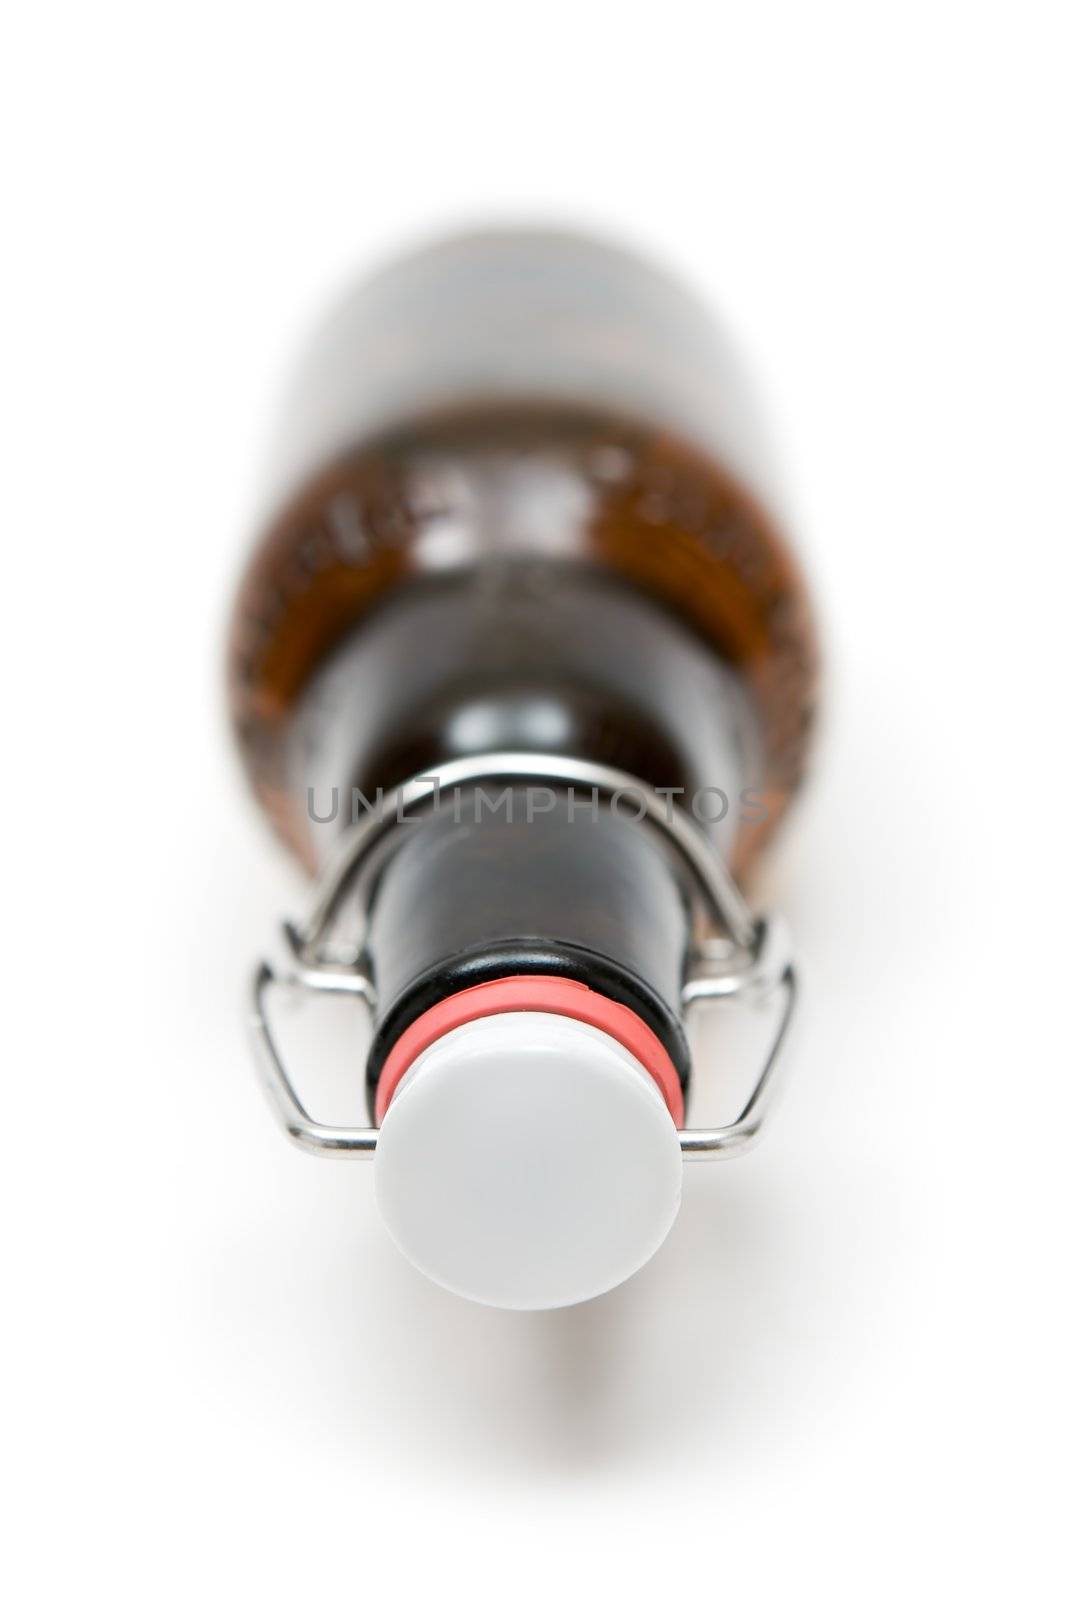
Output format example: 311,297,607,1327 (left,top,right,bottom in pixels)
360,788,694,1117
288,560,756,1123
